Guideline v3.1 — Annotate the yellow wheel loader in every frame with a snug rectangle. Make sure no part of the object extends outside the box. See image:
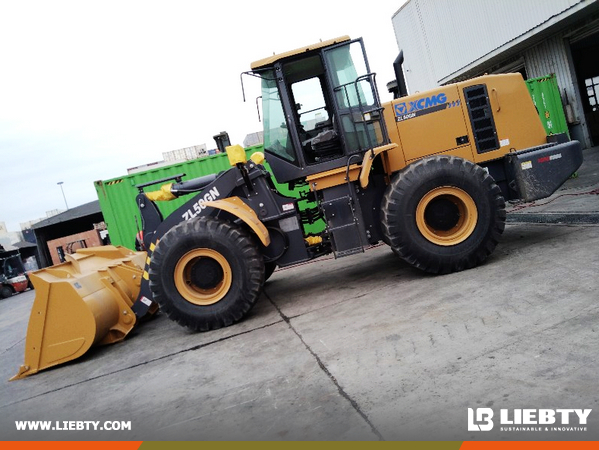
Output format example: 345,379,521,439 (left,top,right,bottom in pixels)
13,36,583,379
